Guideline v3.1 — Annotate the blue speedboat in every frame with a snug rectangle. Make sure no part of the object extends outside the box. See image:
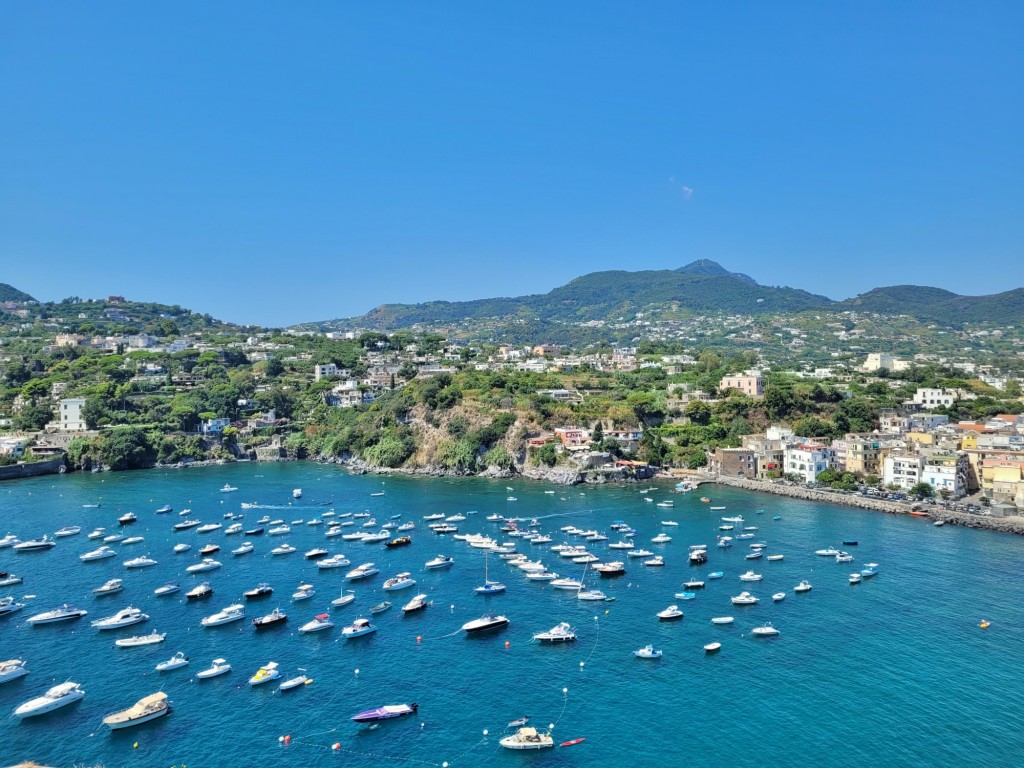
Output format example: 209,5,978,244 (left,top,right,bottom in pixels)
842,539,859,546
860,563,879,578
674,591,697,600
772,515,782,521
707,571,724,580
